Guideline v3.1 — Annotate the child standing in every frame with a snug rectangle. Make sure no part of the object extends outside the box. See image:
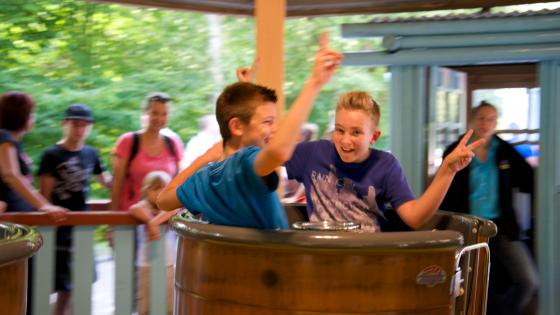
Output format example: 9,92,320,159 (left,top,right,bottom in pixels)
38,103,112,315
129,171,178,315
157,34,342,228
